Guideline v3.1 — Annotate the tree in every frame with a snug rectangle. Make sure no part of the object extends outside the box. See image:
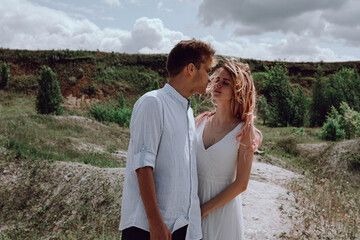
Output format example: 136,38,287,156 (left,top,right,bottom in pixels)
262,63,293,127
36,66,64,115
0,63,10,89
328,68,360,111
292,86,310,127
311,67,360,126
310,66,329,126
257,95,270,125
